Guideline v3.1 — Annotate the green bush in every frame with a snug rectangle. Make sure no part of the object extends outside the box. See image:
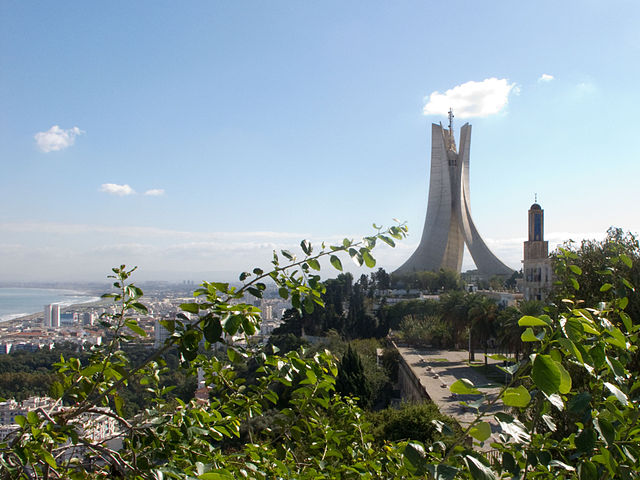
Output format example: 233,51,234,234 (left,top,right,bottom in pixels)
394,314,453,348
369,402,462,447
